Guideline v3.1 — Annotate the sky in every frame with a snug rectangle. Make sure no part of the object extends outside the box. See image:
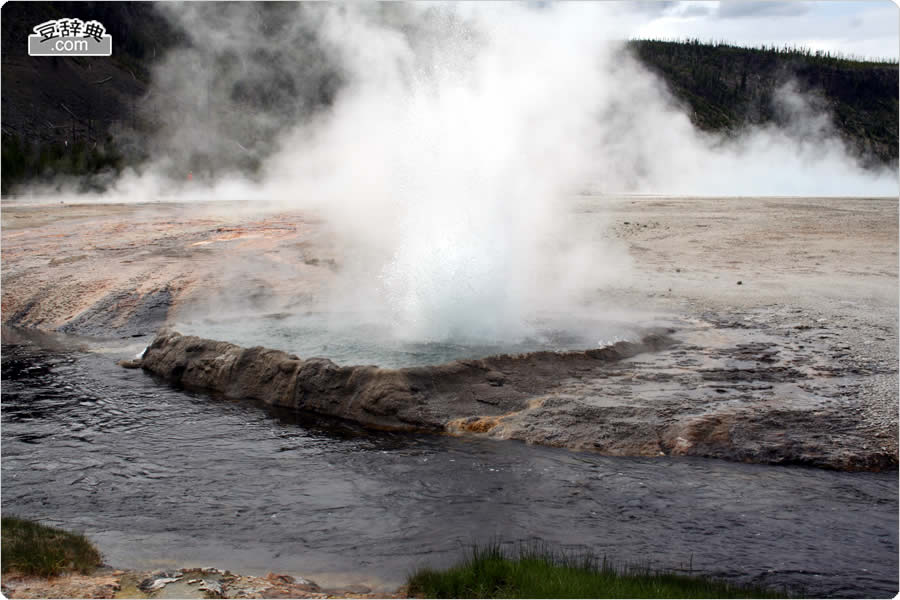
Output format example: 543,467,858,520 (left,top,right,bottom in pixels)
612,0,899,61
